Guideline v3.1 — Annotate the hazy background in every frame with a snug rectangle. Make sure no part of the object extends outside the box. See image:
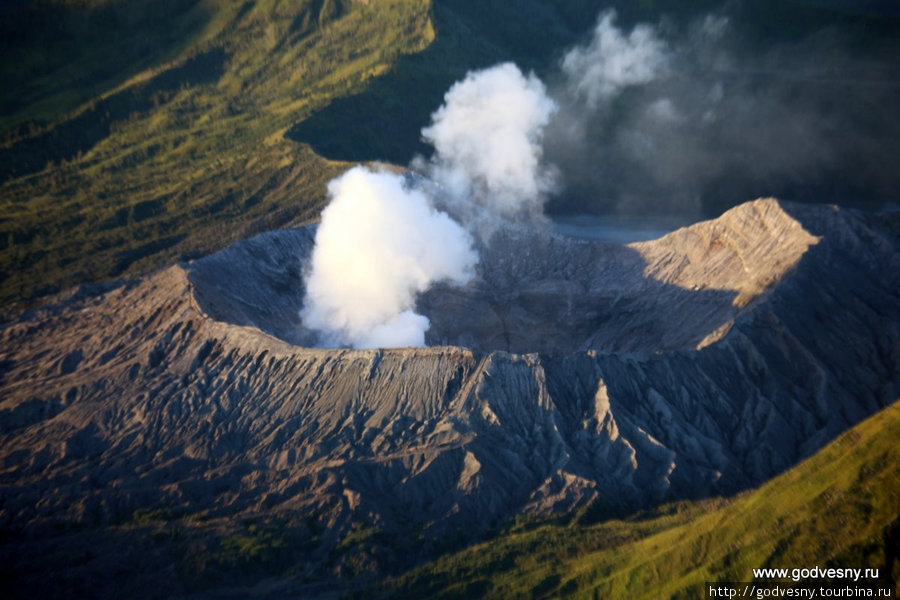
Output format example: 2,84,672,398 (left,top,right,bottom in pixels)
543,2,900,217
